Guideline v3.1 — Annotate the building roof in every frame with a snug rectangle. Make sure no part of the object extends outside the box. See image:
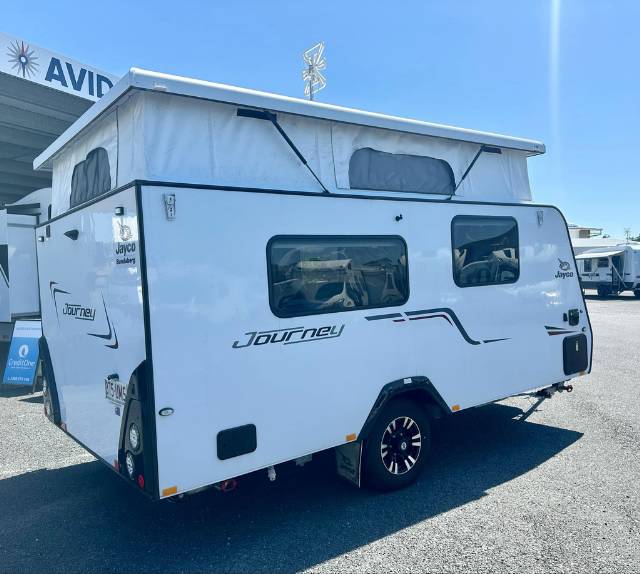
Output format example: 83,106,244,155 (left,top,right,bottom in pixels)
0,32,117,204
34,68,546,170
